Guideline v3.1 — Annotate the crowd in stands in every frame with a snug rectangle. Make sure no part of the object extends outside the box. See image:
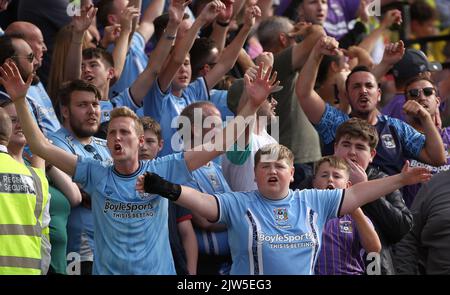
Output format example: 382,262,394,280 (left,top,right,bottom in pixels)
0,0,449,275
